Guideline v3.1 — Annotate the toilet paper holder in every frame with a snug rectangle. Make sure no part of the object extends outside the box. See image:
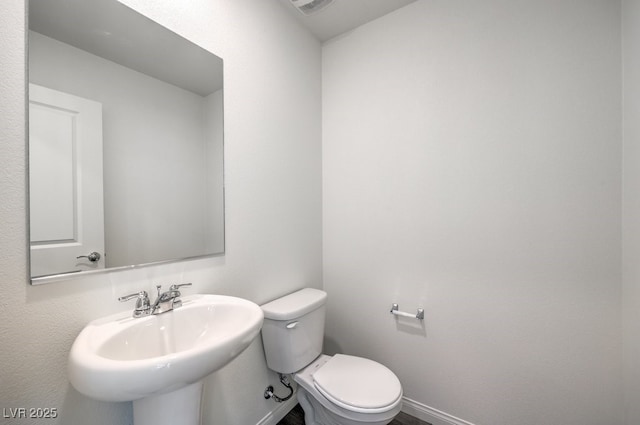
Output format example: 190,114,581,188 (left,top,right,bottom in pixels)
390,303,424,320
